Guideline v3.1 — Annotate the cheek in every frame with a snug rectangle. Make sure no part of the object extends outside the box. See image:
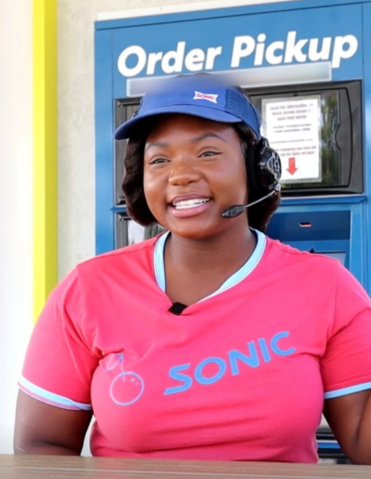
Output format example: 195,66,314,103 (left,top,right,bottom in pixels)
143,172,155,207
238,164,248,199
142,170,151,199
215,161,248,202
143,171,164,216
234,158,248,200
